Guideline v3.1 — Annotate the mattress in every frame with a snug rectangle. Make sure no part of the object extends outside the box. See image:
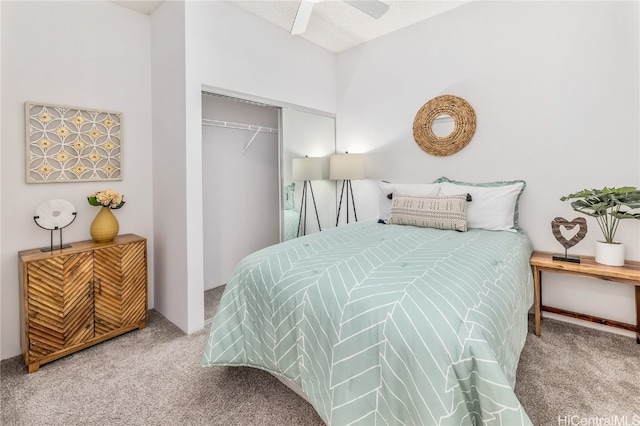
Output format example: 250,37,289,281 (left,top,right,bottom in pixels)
202,220,534,425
